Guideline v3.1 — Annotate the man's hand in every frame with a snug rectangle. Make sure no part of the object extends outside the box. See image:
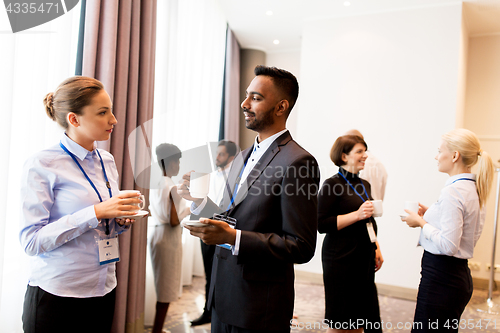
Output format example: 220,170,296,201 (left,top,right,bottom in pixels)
184,218,237,245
